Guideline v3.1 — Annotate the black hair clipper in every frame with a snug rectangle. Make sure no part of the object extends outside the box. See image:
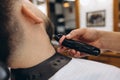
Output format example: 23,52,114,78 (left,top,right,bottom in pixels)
54,34,100,56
